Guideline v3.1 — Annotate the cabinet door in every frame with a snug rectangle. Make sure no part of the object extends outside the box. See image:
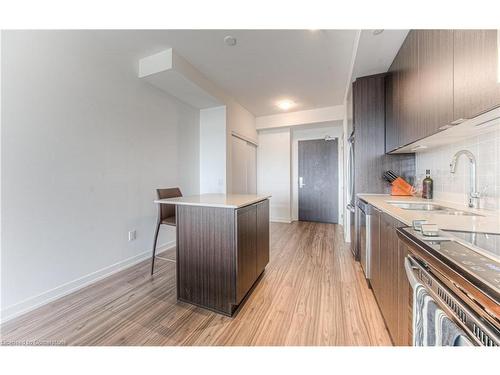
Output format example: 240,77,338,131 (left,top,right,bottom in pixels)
454,30,500,120
399,30,420,147
369,207,381,296
236,204,257,303
256,199,270,276
379,213,399,343
353,74,387,194
385,57,400,153
397,241,412,346
418,30,454,137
